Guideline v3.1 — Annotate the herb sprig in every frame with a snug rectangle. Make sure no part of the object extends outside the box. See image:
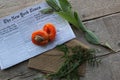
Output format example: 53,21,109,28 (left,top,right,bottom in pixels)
42,0,114,51
46,45,101,80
